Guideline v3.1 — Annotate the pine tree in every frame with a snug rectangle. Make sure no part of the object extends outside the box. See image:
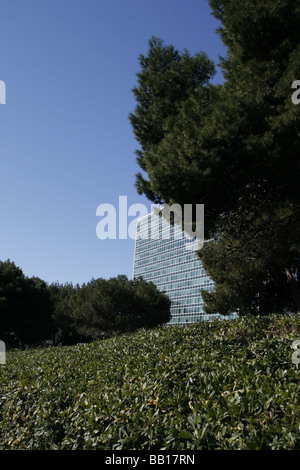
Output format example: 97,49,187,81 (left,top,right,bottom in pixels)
129,1,300,315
